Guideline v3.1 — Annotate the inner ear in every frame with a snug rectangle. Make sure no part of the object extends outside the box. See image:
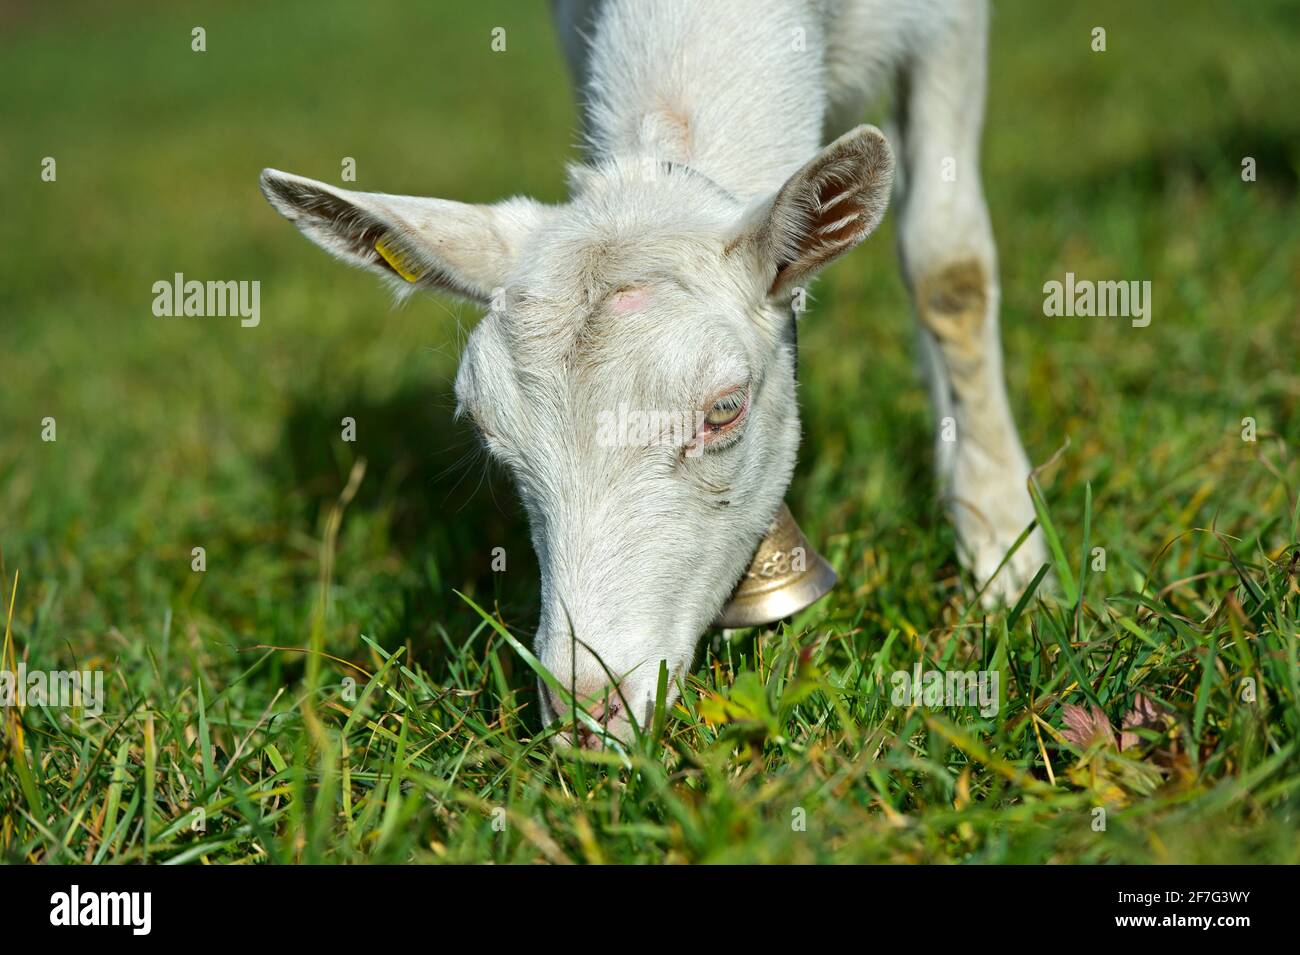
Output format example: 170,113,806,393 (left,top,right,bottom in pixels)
770,164,865,293
260,169,547,303
260,176,403,278
744,125,894,298
769,146,889,293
